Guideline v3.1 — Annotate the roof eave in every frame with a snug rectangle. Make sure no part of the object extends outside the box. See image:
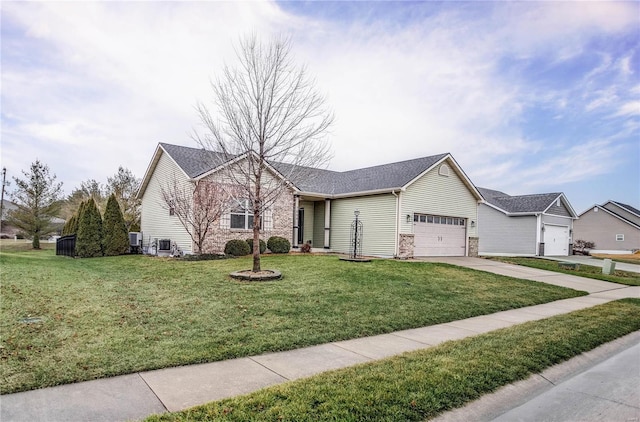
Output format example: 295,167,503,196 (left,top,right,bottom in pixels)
297,187,404,199
137,143,192,199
